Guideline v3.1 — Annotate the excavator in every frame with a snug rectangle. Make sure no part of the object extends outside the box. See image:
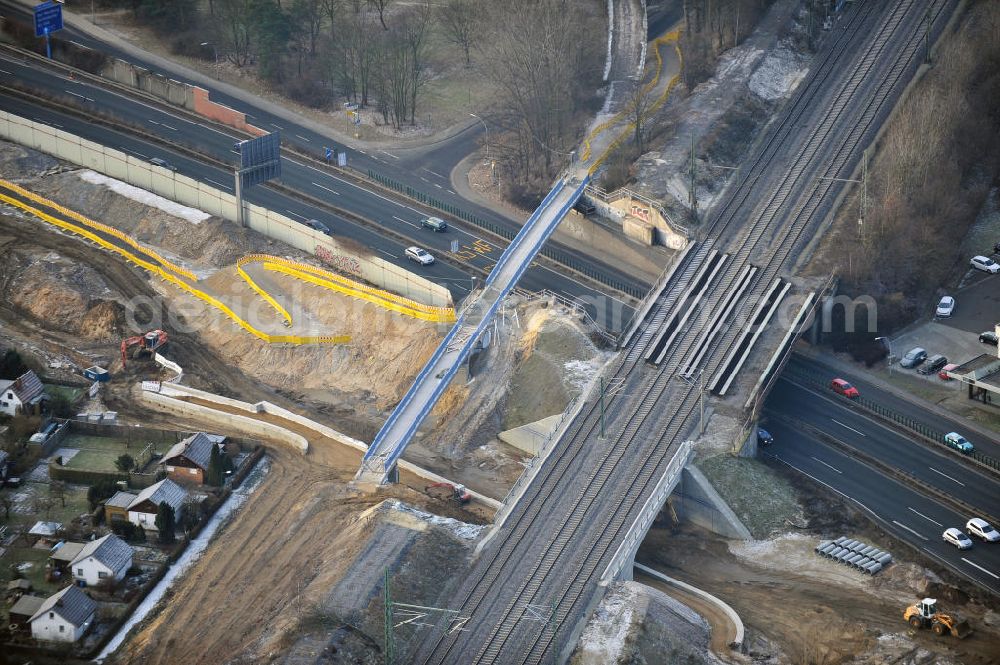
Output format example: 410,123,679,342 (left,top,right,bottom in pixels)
121,329,169,369
903,598,971,638
425,482,471,504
